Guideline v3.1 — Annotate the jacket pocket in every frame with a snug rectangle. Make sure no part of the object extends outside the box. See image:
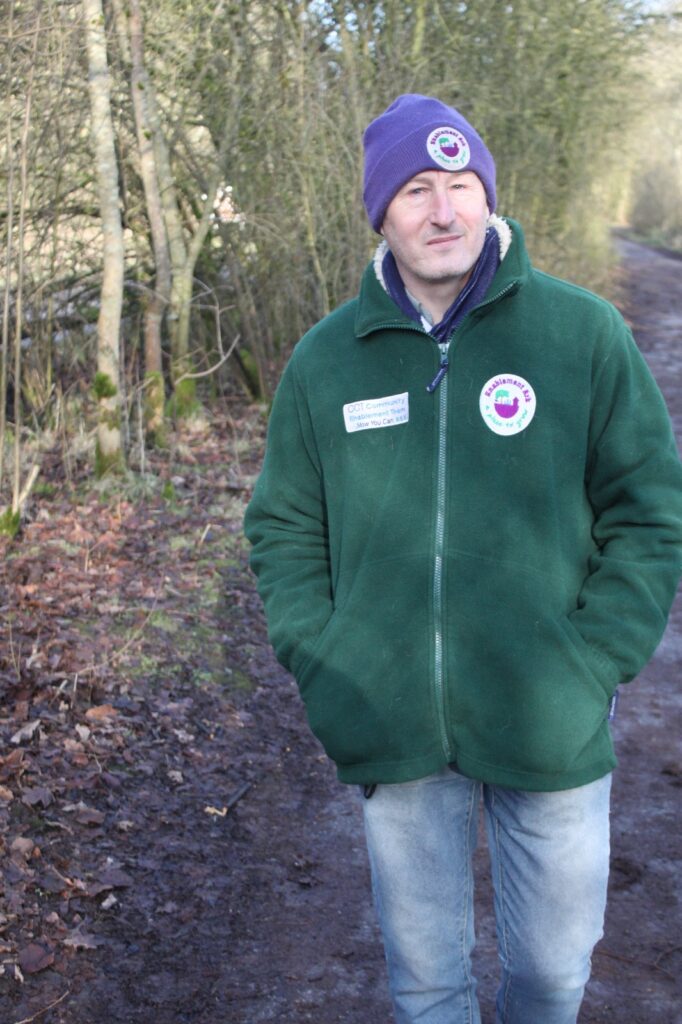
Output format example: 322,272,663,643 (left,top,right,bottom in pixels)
559,614,621,696
294,559,436,769
451,603,618,778
294,607,339,682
